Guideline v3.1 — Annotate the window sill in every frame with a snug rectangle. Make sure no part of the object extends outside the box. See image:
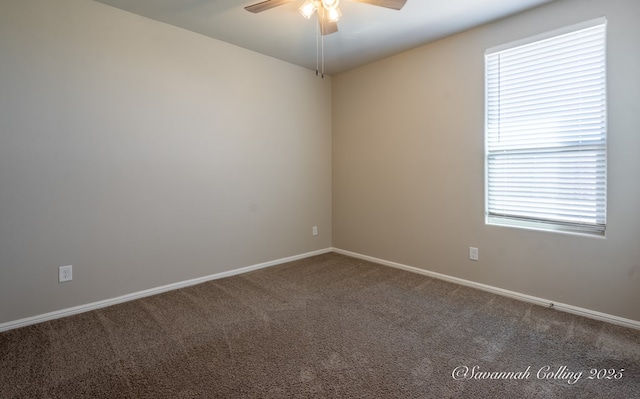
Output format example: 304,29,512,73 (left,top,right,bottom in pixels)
486,216,606,239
